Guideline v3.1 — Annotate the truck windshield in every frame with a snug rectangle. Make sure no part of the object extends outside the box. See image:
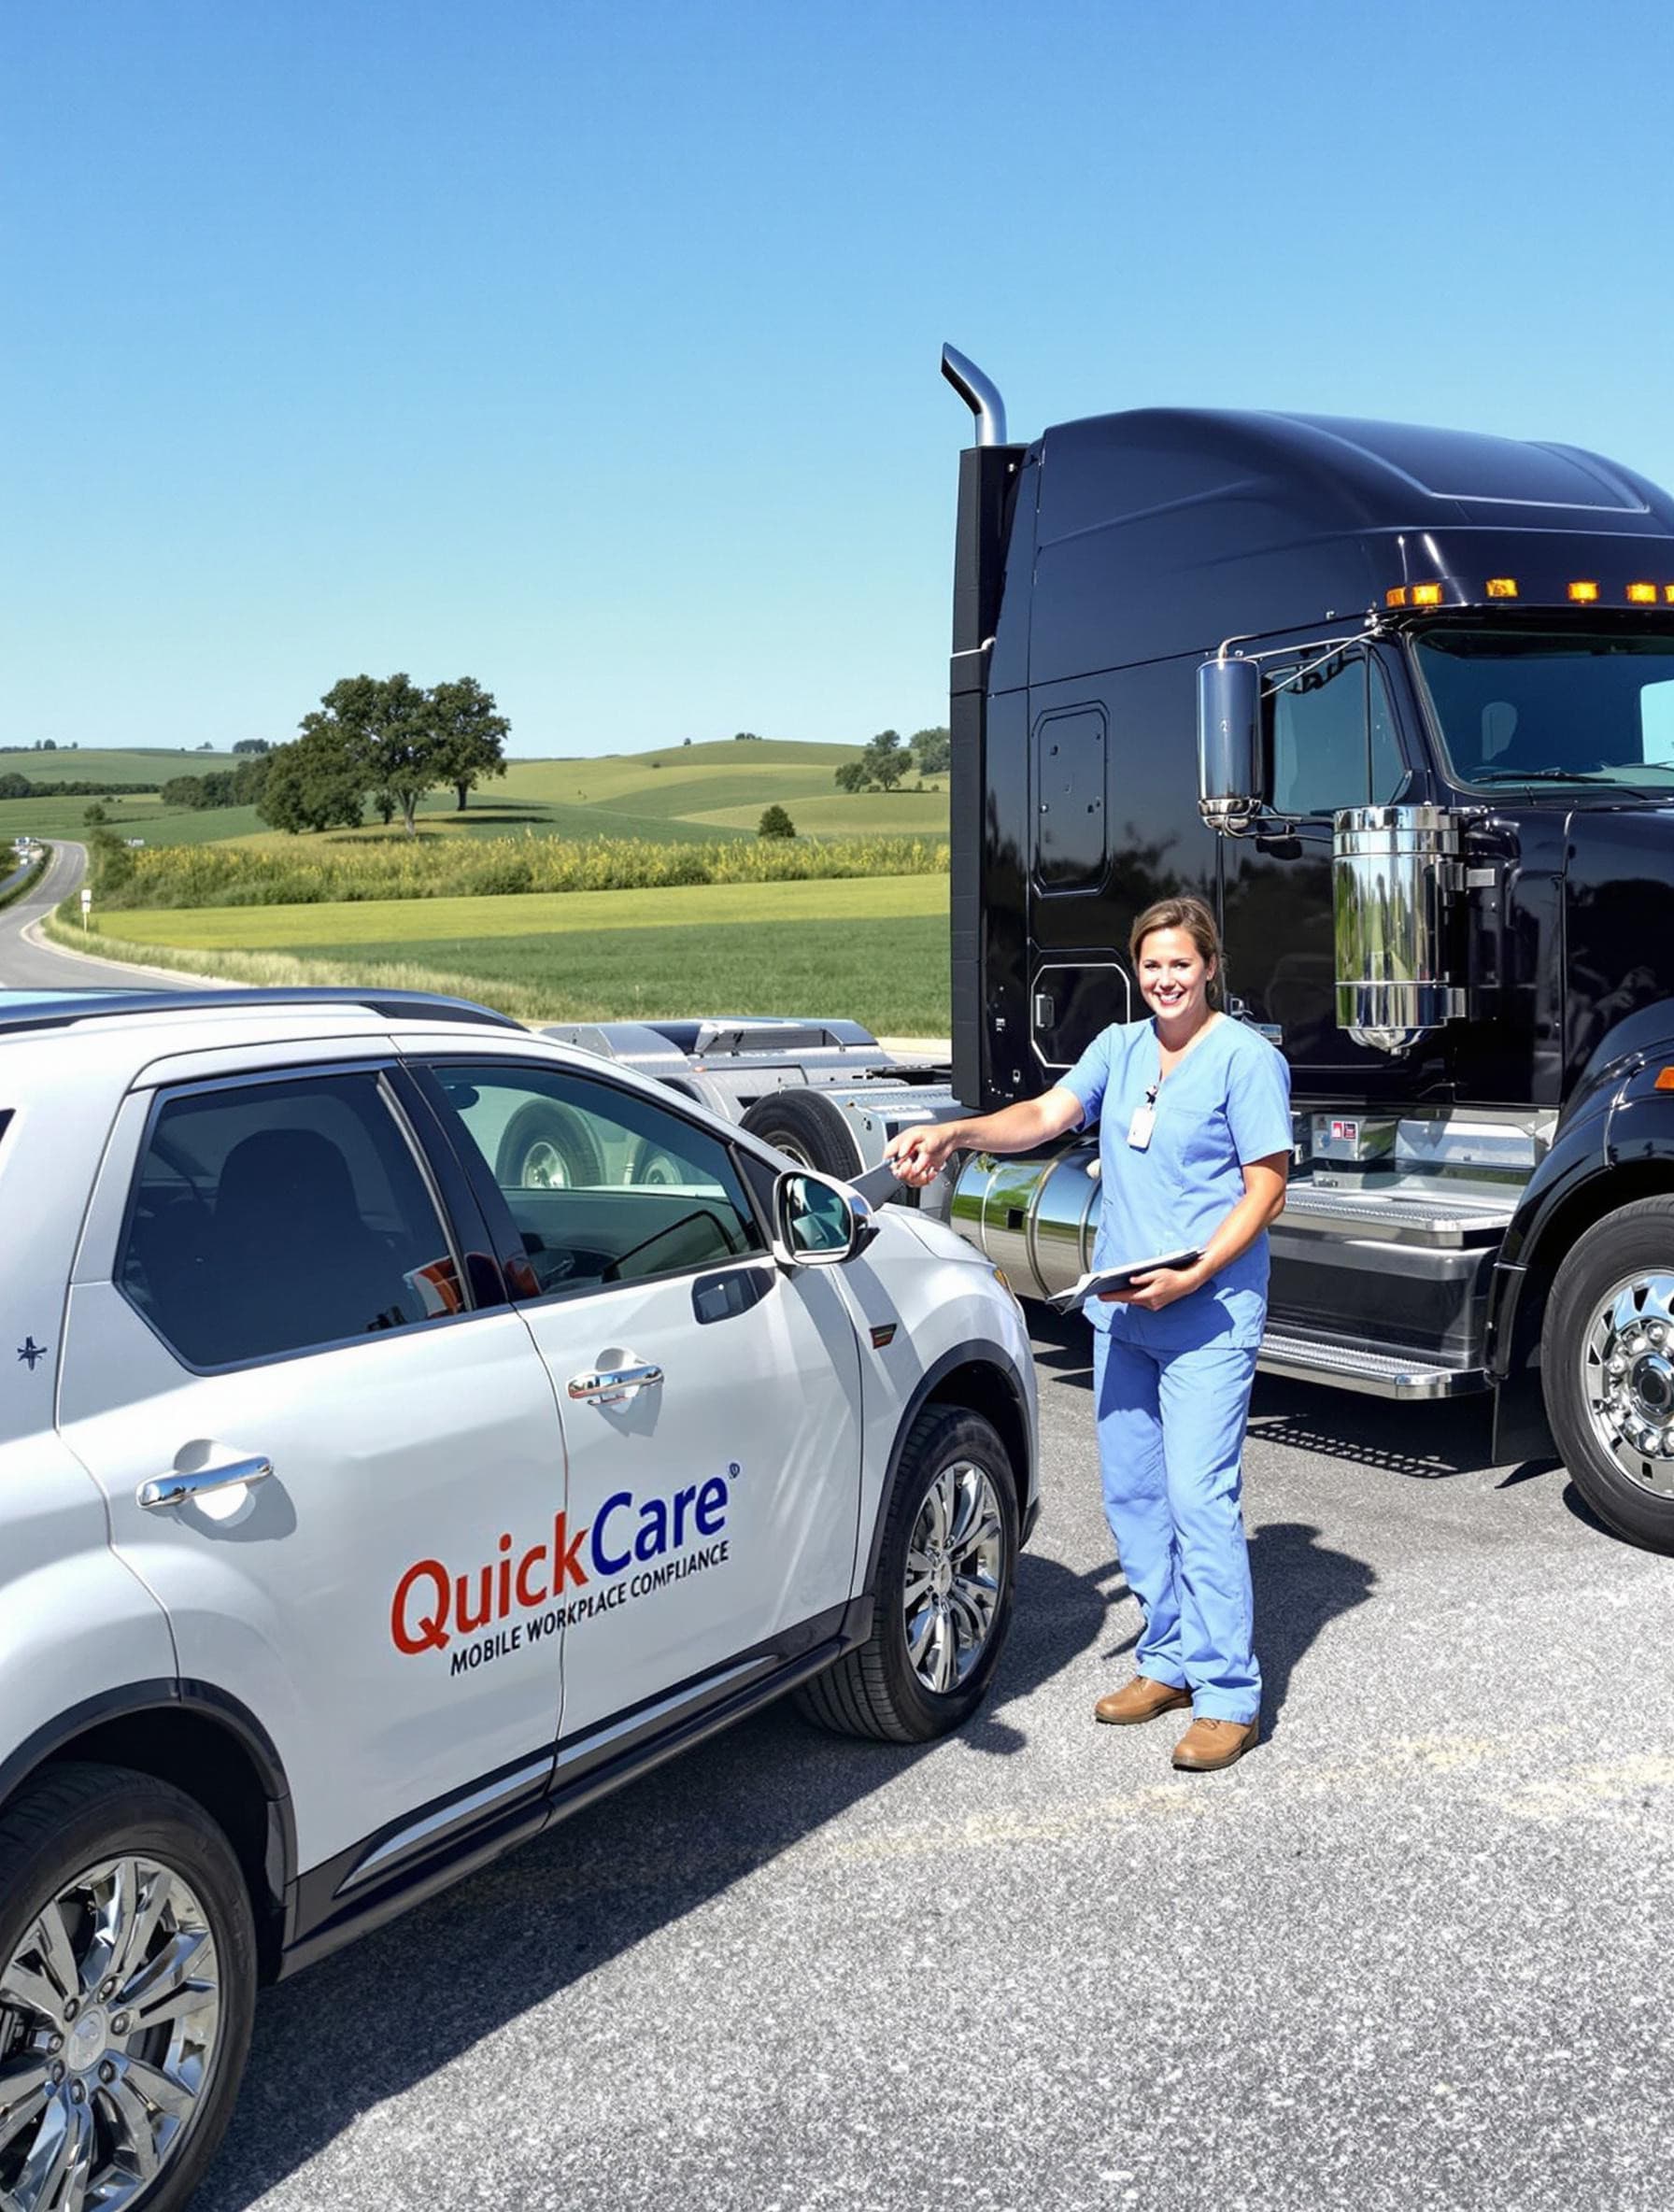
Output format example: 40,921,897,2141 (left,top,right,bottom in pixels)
1412,626,1674,791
